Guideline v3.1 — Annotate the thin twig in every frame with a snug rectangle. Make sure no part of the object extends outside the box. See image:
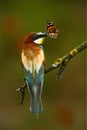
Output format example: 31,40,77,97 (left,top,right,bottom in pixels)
16,41,87,103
